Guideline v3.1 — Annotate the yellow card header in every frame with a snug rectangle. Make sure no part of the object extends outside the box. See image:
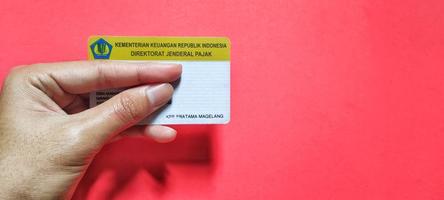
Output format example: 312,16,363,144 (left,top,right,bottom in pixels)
88,36,230,61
